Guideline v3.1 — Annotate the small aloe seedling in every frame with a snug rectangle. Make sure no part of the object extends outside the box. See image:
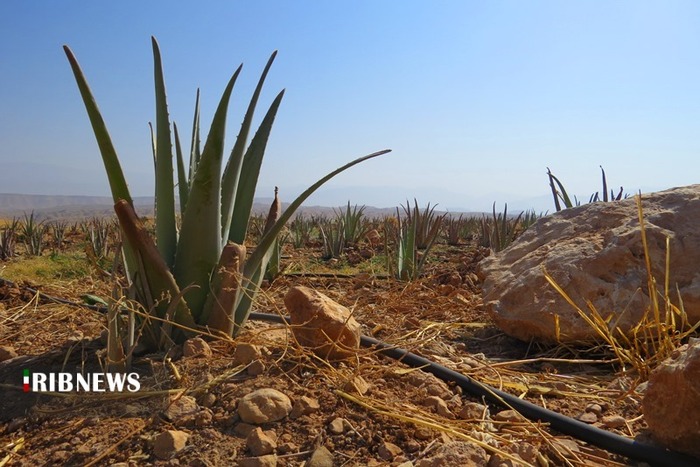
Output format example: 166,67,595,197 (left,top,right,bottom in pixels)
65,37,389,349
